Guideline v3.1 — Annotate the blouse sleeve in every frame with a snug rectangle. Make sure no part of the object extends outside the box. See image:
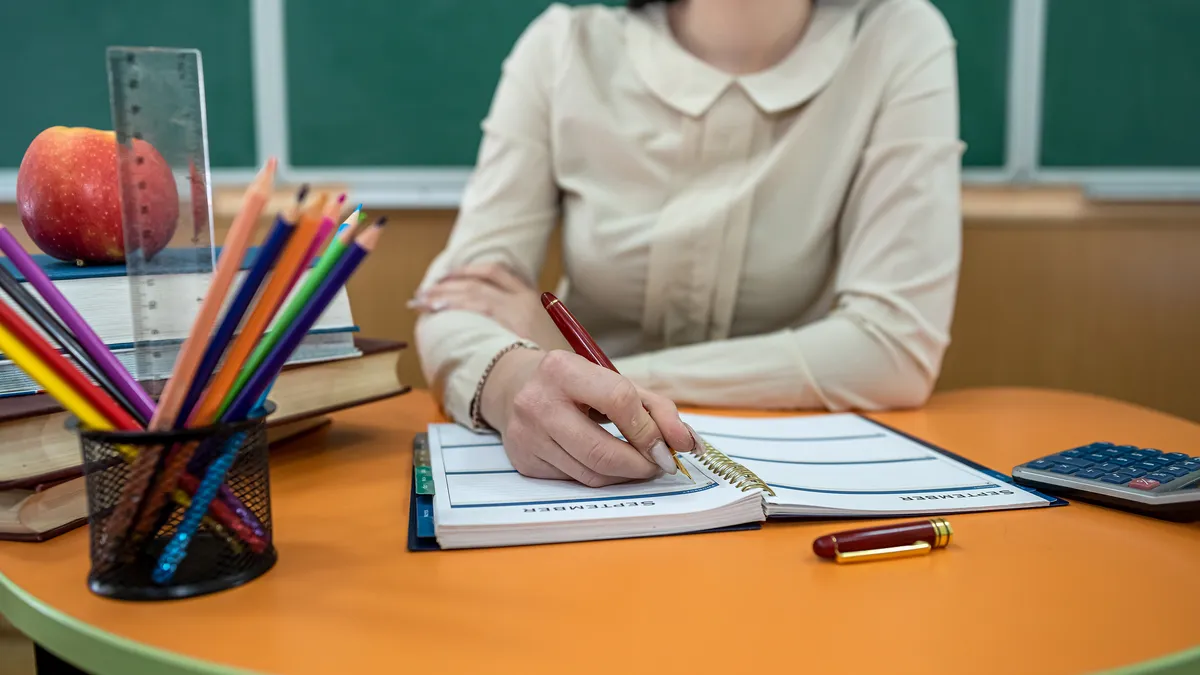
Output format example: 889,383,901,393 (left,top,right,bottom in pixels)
612,8,964,411
413,6,570,427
